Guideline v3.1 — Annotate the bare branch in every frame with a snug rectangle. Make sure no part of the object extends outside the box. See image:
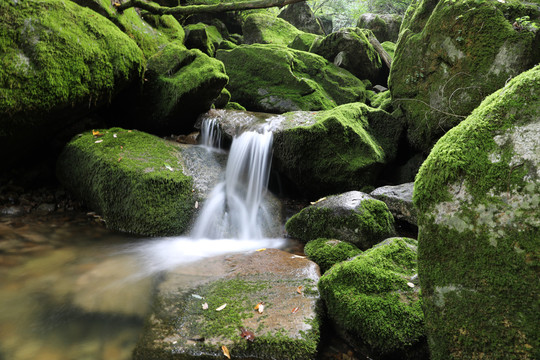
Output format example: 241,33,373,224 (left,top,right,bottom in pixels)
118,0,307,15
